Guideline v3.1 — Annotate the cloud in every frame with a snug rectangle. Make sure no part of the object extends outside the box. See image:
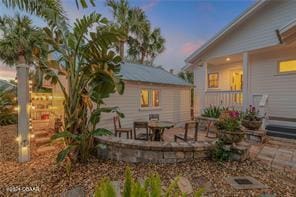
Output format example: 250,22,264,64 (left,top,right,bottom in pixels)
0,62,16,80
180,40,205,55
141,0,160,11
